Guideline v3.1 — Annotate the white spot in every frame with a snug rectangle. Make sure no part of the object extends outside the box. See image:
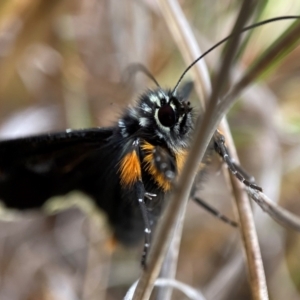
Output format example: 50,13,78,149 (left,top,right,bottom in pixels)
145,228,151,233
178,115,184,123
138,198,143,202
161,163,167,169
166,170,175,179
158,91,167,100
141,103,152,113
139,117,149,127
145,192,157,200
149,193,157,197
170,102,176,111
149,94,161,106
118,120,128,137
66,128,72,133
155,130,164,139
118,120,125,128
145,243,150,247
